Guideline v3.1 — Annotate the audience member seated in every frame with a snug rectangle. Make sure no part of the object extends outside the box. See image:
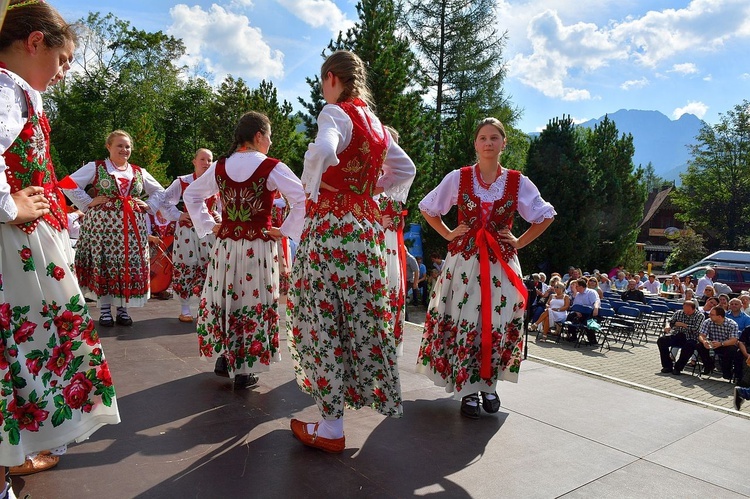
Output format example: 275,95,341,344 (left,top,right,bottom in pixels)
666,274,685,298
530,282,570,341
638,273,661,294
621,279,645,303
683,275,694,291
565,278,600,344
727,298,750,332
657,300,704,375
741,292,750,315
612,271,629,292
637,270,648,283
587,276,604,299
701,296,719,317
717,293,730,311
684,288,695,302
596,271,611,292
698,285,715,306
733,323,750,390
695,306,739,380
